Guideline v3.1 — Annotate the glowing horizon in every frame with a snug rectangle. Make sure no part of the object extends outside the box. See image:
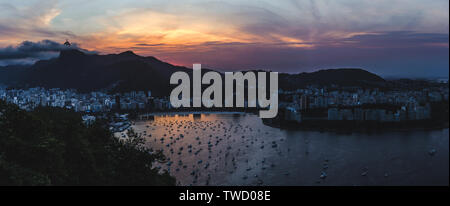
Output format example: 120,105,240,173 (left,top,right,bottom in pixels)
0,0,448,77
